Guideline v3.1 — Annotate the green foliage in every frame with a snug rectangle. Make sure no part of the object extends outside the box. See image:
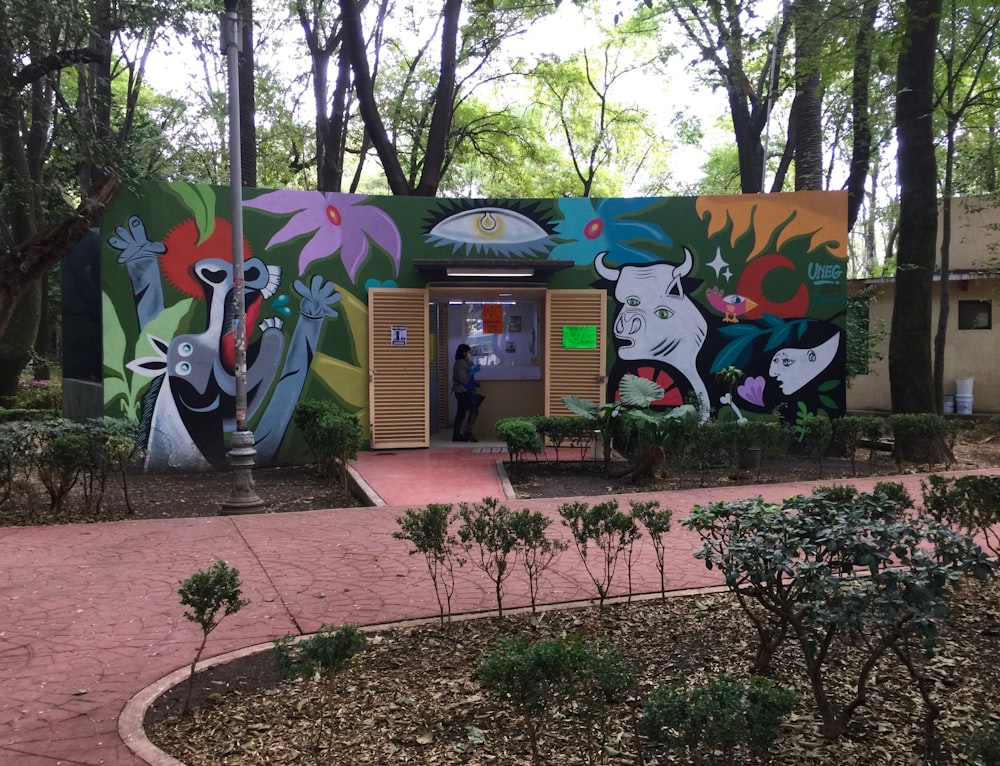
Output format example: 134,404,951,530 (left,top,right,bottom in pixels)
12,378,62,412
79,418,140,514
476,634,634,765
680,419,729,471
0,408,53,423
845,287,886,382
888,412,952,469
179,560,249,636
178,561,249,712
558,499,640,605
962,714,1000,766
798,409,833,455
533,415,593,460
640,674,795,756
293,399,362,487
858,415,887,472
922,473,1000,557
0,417,140,519
834,415,866,476
393,504,460,623
510,507,567,613
872,480,913,507
629,499,673,600
683,487,994,740
34,421,89,514
457,497,521,617
273,623,365,682
495,417,544,462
